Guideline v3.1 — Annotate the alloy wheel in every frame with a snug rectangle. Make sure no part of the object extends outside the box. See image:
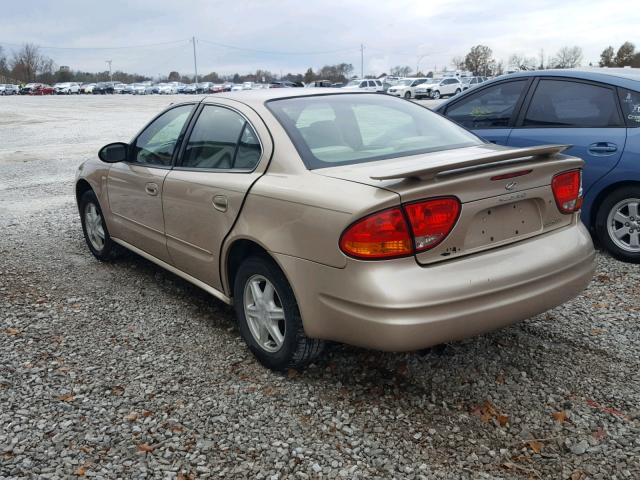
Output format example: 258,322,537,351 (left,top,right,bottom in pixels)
84,202,105,251
607,198,640,252
243,275,286,352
